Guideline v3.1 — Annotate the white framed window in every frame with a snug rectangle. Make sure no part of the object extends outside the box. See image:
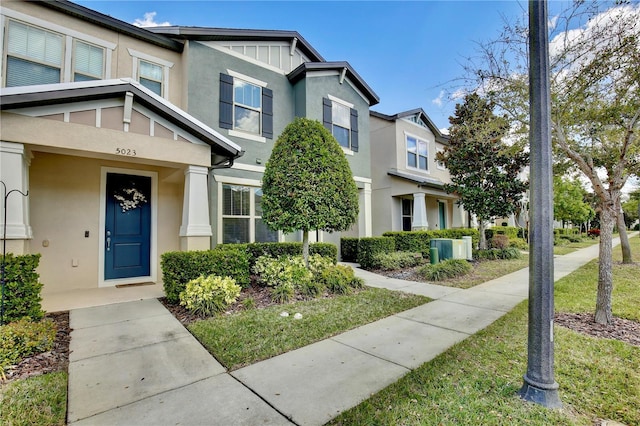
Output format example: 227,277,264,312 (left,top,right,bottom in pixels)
221,184,278,244
233,78,262,135
73,40,105,82
128,49,173,98
406,135,428,171
139,60,163,96
5,20,64,87
219,71,273,141
322,95,359,152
